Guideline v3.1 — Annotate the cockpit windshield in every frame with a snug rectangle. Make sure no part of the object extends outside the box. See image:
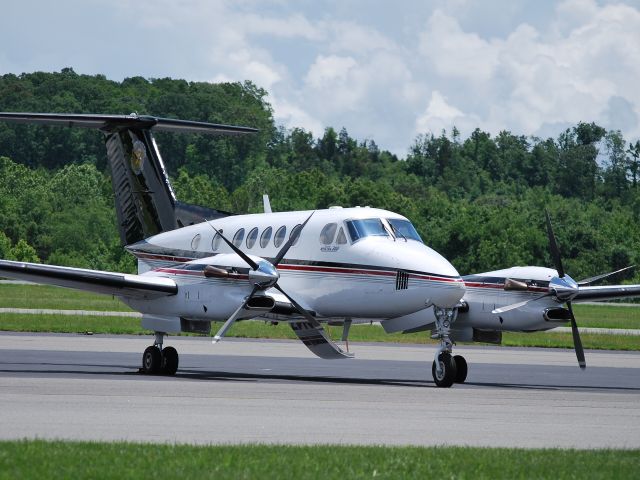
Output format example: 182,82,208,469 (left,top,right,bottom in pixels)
387,218,423,243
346,218,389,242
